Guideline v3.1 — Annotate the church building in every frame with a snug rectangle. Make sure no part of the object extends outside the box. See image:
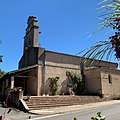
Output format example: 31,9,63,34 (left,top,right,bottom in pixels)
1,16,120,100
